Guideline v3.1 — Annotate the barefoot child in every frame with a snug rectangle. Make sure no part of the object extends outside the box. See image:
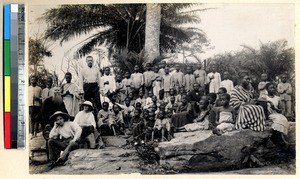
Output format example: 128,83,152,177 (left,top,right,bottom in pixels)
212,94,236,135
152,110,171,142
